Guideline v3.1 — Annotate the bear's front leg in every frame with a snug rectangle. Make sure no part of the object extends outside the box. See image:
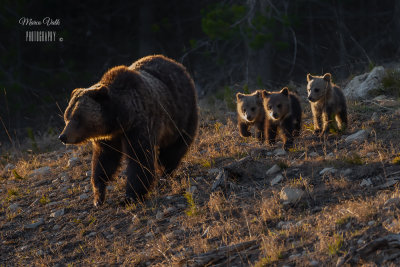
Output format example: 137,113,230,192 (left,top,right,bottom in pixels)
311,105,322,135
265,120,278,145
255,120,265,143
123,135,156,204
281,119,294,150
91,139,122,207
238,121,251,137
